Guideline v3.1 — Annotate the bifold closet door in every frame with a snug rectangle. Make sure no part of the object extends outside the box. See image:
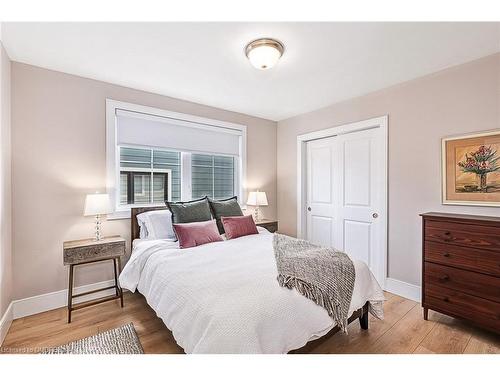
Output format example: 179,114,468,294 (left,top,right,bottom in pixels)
305,127,384,284
306,136,337,247
334,127,383,277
